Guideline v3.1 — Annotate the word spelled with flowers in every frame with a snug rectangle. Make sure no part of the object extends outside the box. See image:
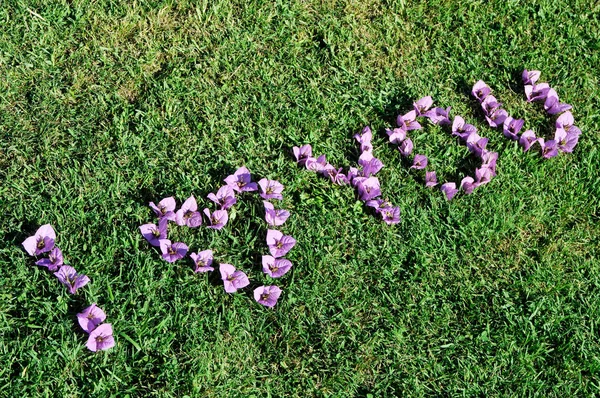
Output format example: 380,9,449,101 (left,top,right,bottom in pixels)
22,225,114,352
140,167,295,308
